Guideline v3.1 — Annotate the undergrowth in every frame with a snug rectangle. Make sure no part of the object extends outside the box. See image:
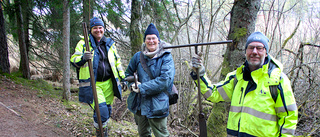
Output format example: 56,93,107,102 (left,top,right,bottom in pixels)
4,72,61,98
